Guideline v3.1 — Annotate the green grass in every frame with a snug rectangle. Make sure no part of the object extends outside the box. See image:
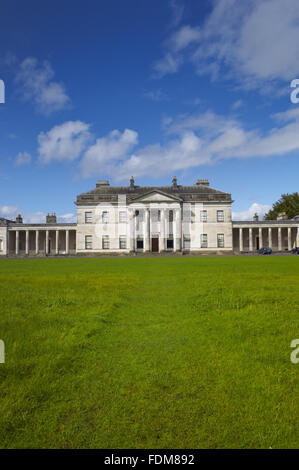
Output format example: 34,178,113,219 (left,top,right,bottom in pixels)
0,256,298,449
